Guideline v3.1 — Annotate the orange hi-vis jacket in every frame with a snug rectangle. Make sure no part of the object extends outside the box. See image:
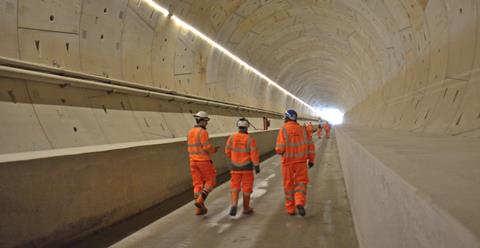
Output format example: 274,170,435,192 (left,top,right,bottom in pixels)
225,132,260,171
306,123,314,137
323,122,331,130
275,121,315,164
187,126,216,161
